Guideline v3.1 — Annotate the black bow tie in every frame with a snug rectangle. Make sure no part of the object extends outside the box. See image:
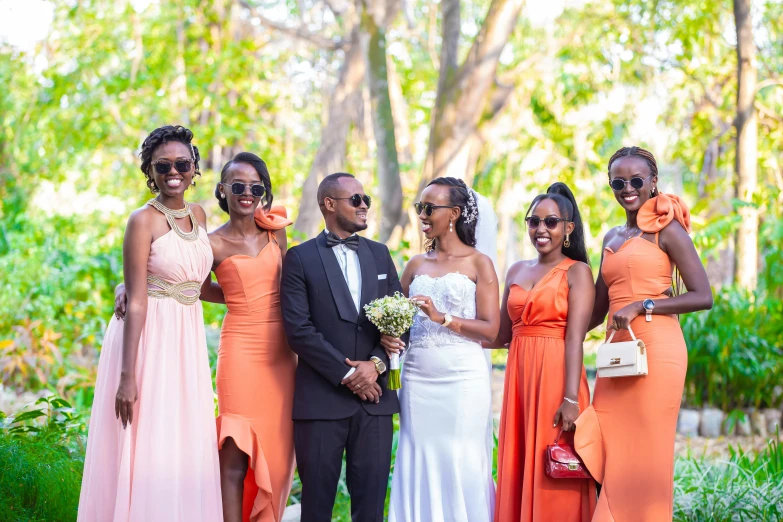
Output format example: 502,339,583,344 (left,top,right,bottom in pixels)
326,233,359,252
